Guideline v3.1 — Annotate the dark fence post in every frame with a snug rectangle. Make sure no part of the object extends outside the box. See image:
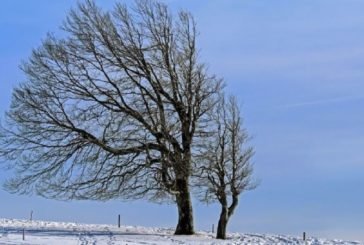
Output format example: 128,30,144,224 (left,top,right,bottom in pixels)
118,214,121,228
212,224,214,233
22,228,25,240
303,231,306,241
